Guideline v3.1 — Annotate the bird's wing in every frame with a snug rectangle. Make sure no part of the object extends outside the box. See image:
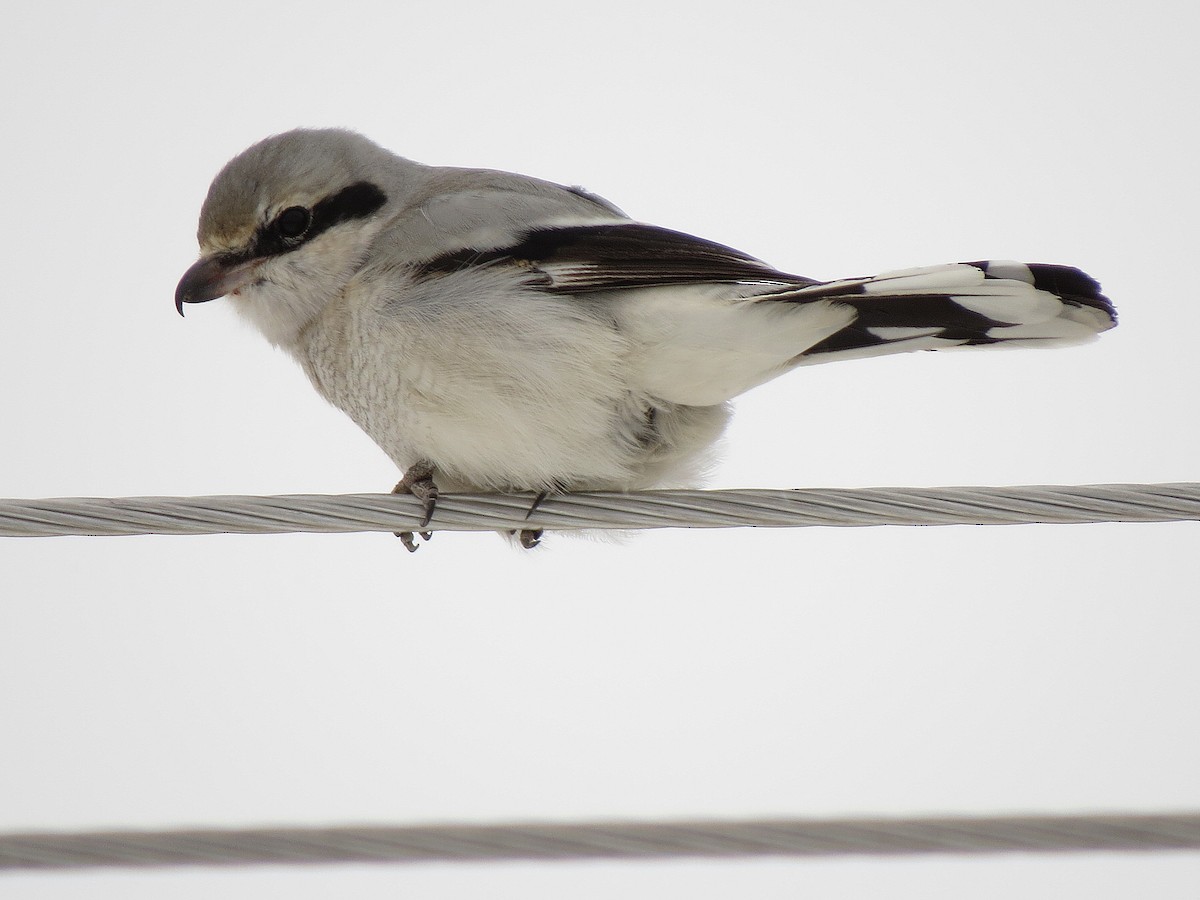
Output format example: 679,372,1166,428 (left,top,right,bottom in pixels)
409,221,819,292
384,183,1114,408
388,170,814,291
392,210,842,407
